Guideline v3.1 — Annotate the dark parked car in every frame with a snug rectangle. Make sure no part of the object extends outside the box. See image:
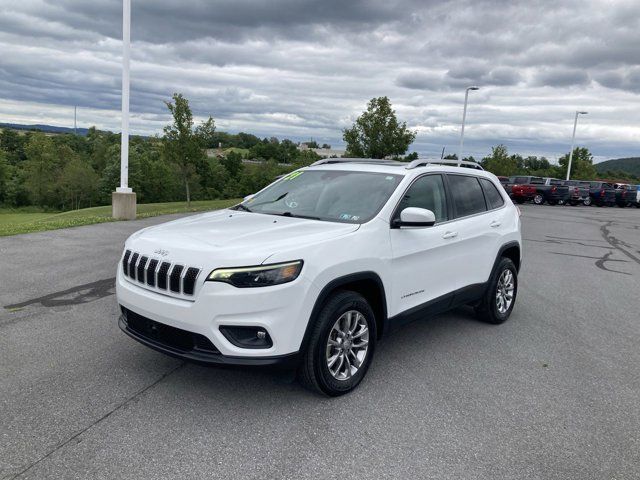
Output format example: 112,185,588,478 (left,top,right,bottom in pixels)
588,182,616,207
508,176,569,205
614,184,637,208
497,176,511,194
563,180,592,206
